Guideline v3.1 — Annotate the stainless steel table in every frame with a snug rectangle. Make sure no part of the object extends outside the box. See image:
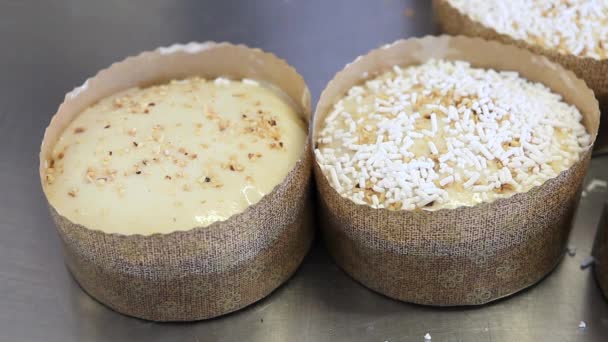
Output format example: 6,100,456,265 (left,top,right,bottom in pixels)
1,1,607,341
